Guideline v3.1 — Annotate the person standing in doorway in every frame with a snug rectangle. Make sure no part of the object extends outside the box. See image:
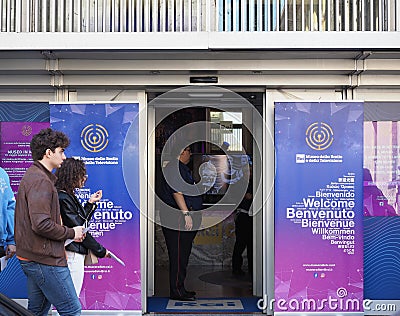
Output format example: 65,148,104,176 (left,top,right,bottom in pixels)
159,144,203,301
15,128,85,316
0,167,16,260
55,157,110,296
232,165,253,277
